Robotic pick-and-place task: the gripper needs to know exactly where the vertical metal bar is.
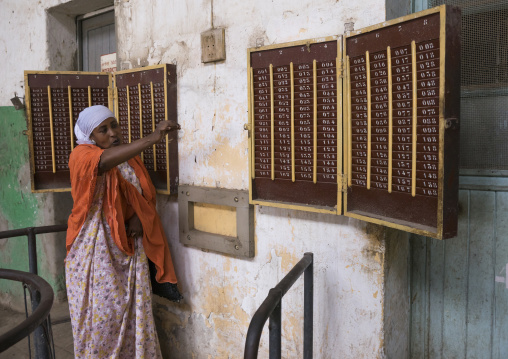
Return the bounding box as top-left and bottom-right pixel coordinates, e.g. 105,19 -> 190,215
32,289 -> 49,359
411,40 -> 417,197
88,85 -> 92,106
138,83 -> 143,162
150,81 -> 157,171
27,228 -> 37,275
366,51 -> 372,190
27,229 -> 51,358
313,60 -> 318,184
269,292 -> 282,359
22,284 -> 32,359
270,64 -> 275,181
127,85 -> 131,143
290,62 -> 295,182
387,46 -> 393,193
68,86 -> 74,151
47,86 -> 56,174
304,252 -> 314,359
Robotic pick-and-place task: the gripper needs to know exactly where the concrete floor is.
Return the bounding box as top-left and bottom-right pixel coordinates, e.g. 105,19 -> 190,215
0,301 -> 74,358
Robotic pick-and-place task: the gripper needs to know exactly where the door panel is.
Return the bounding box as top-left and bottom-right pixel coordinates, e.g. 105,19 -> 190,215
410,189 -> 508,358
81,11 -> 116,72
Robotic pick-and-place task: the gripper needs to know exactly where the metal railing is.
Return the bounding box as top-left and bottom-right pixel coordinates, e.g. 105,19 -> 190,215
0,224 -> 67,358
0,269 -> 55,356
244,252 -> 314,359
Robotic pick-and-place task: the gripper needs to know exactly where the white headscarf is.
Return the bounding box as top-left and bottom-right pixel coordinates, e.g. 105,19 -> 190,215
74,105 -> 116,145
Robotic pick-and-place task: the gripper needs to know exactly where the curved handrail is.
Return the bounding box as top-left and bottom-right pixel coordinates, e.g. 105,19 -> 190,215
0,269 -> 54,353
244,252 -> 313,359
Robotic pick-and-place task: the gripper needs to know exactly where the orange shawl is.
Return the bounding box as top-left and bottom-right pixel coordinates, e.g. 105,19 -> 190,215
66,144 -> 177,284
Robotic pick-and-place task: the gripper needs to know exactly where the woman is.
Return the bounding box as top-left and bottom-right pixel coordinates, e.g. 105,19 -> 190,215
65,105 -> 181,358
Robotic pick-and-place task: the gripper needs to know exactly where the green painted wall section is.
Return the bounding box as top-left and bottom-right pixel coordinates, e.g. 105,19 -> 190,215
0,106 -> 66,299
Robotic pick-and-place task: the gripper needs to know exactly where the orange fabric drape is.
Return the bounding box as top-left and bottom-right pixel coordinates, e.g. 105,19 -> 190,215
66,144 -> 177,284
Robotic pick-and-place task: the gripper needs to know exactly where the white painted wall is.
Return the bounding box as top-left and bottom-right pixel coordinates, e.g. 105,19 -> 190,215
0,0 -> 393,357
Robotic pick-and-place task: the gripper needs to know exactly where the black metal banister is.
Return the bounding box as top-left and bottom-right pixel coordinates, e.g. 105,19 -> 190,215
0,224 -> 67,358
0,269 -> 54,353
244,252 -> 314,359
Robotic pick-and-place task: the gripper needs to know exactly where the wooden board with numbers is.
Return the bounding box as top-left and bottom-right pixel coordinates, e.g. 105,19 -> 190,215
114,65 -> 178,194
247,37 -> 343,214
246,5 -> 460,238
24,71 -> 112,191
24,65 -> 178,194
343,5 -> 460,239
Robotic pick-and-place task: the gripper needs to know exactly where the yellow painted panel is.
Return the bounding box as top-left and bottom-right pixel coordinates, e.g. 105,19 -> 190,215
193,203 -> 237,237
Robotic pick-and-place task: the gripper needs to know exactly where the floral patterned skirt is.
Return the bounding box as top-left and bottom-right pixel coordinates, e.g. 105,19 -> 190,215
65,173 -> 162,358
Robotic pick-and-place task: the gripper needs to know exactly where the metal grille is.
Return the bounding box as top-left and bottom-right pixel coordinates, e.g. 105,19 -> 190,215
430,0 -> 508,174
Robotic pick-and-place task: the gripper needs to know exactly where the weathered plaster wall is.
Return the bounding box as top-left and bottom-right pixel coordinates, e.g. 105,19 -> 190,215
0,0 -> 90,309
0,0 -> 408,357
114,0 -> 389,357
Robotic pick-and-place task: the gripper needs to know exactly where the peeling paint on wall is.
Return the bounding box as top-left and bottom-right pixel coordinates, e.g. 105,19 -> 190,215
0,107 -> 68,309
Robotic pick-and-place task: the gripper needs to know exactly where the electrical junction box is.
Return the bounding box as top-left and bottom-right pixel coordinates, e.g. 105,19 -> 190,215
201,28 -> 226,63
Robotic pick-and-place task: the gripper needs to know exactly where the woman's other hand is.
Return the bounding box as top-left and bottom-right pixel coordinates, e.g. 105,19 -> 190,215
153,121 -> 181,142
126,214 -> 143,238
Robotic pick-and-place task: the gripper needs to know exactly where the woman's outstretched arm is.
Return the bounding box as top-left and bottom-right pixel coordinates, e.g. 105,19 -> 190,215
97,120 -> 179,174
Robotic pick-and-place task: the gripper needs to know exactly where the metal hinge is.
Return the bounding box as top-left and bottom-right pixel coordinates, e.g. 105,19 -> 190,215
340,175 -> 348,193
337,58 -> 345,78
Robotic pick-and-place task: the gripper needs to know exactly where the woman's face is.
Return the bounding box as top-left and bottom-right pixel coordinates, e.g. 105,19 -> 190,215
89,117 -> 123,149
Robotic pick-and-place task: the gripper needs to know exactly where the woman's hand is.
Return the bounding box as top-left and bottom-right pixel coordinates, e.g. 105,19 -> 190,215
126,214 -> 143,238
152,120 -> 181,143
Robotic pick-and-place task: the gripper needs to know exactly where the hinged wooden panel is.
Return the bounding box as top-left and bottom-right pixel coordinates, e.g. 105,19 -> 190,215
113,64 -> 178,194
247,37 -> 343,214
24,71 -> 112,192
343,5 -> 460,239
24,65 -> 178,194
246,5 -> 460,239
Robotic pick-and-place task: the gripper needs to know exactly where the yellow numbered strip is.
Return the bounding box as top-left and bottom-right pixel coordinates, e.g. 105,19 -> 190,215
164,68 -> 170,192
138,83 -> 143,162
411,41 -> 417,197
270,64 -> 275,181
366,51 -> 371,190
126,85 -> 131,143
47,86 -> 56,173
250,68 -> 255,179
151,82 -> 157,171
347,56 -> 352,187
387,47 -> 393,193
290,62 -> 295,182
313,60 -> 318,184
68,86 -> 74,151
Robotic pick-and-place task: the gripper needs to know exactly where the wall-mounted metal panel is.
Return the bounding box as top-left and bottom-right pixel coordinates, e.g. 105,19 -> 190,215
24,71 -> 112,192
114,64 -> 178,194
343,5 -> 461,239
247,37 -> 343,214
246,5 -> 460,239
24,65 -> 178,194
